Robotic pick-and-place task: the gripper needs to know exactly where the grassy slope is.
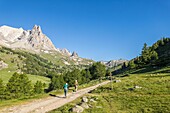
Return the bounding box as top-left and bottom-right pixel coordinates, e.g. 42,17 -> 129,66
0,52 -> 50,85
40,52 -> 65,66
50,67 -> 170,113
40,52 -> 94,66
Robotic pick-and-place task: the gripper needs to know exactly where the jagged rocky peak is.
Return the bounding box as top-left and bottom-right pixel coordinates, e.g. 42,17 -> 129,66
71,51 -> 78,57
60,48 -> 72,56
32,25 -> 42,33
0,25 -> 56,52
0,25 -> 82,60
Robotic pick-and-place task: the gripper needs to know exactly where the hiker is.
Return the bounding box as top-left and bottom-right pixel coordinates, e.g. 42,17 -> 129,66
74,80 -> 78,92
63,83 -> 68,98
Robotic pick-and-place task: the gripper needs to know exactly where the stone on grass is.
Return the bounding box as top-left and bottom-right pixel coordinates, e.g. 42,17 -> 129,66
90,98 -> 97,103
80,102 -> 89,109
115,79 -> 121,83
134,85 -> 142,89
96,106 -> 102,108
72,105 -> 84,113
82,96 -> 88,103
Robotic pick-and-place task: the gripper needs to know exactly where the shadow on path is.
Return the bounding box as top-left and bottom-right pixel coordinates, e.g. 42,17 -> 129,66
49,94 -> 65,98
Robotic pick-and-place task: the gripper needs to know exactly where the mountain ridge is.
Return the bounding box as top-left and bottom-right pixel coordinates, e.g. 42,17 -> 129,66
0,25 -> 94,66
0,25 -> 73,56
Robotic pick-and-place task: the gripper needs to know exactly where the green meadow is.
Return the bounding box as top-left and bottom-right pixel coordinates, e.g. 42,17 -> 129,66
50,67 -> 170,113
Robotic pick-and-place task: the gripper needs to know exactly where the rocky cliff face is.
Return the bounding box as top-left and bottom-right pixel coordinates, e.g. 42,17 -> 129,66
0,25 -> 73,55
0,25 -> 58,52
71,51 -> 78,57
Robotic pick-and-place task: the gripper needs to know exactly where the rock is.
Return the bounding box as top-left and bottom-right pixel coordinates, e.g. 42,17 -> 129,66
72,105 -> 84,113
115,79 -> 121,83
0,61 -> 8,70
96,106 -> 102,108
90,98 -> 96,103
134,85 -> 142,89
80,102 -> 89,109
82,96 -> 88,103
88,104 -> 93,108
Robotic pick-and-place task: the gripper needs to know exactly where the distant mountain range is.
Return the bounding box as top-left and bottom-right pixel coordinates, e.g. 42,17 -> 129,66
100,59 -> 128,67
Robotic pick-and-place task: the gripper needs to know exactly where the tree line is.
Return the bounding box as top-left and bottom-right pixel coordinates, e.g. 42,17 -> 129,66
0,62 -> 106,100
48,62 -> 106,91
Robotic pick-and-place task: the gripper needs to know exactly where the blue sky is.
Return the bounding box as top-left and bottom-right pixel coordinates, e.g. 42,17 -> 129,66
0,0 -> 170,61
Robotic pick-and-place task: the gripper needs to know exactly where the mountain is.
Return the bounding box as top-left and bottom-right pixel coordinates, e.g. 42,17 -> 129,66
0,25 -> 57,52
0,25 -> 93,66
100,59 -> 128,68
0,25 -> 74,55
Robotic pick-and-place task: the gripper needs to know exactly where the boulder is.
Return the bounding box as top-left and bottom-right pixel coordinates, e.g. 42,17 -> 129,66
134,85 -> 142,89
72,105 -> 84,113
0,61 -> 8,70
96,106 -> 102,108
115,79 -> 121,83
82,96 -> 88,103
90,98 -> 97,103
80,102 -> 89,109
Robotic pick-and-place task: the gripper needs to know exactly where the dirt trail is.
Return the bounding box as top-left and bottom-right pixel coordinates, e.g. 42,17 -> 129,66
0,81 -> 110,113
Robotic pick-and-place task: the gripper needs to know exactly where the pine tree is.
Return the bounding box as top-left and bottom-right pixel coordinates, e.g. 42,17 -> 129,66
89,62 -> 106,81
121,62 -> 127,69
128,60 -> 136,69
34,81 -> 44,94
48,75 -> 65,91
141,43 -> 150,63
81,69 -> 92,83
48,76 -> 59,91
6,73 -> 33,98
64,69 -> 82,87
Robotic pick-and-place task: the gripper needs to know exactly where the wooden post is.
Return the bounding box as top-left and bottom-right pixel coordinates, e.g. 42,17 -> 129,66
110,72 -> 113,90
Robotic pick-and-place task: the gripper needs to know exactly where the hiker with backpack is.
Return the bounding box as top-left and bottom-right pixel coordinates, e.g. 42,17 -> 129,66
63,83 -> 68,98
74,80 -> 78,92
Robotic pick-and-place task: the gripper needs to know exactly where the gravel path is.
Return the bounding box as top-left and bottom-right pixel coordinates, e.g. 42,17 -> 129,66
0,81 -> 110,113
